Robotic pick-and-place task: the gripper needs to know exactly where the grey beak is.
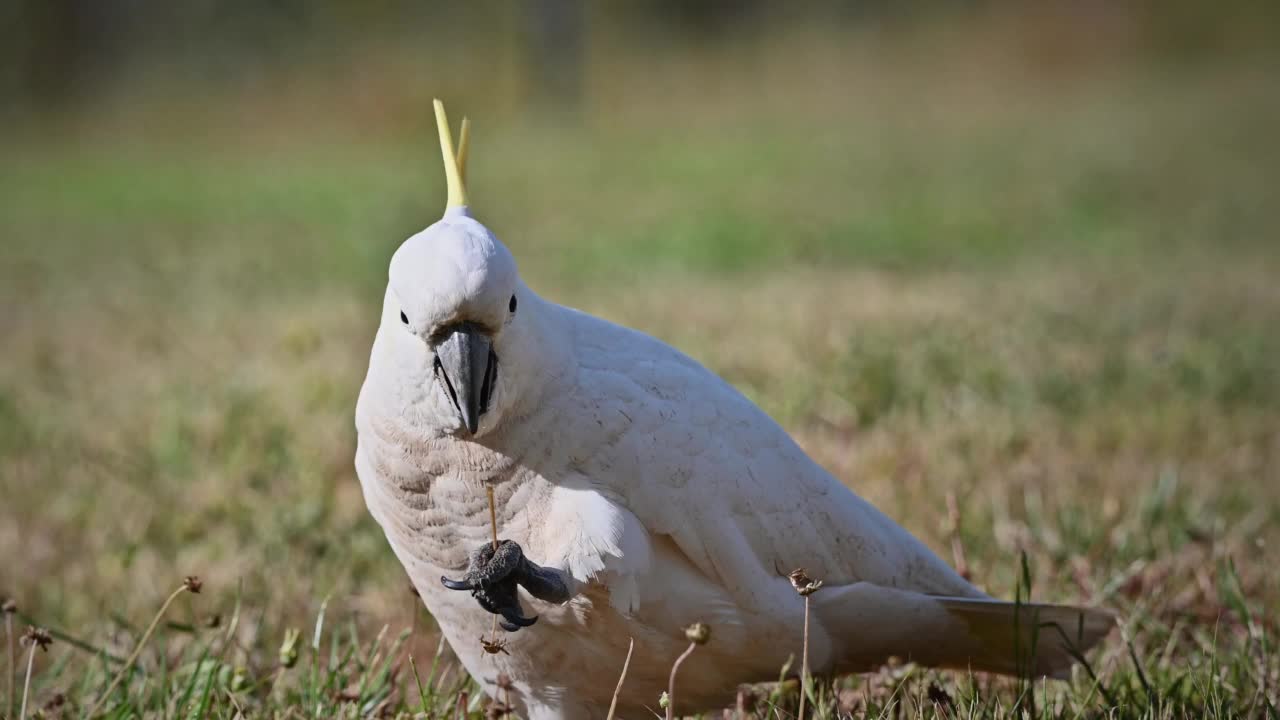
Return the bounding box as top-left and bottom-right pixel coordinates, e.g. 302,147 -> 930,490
434,322 -> 497,435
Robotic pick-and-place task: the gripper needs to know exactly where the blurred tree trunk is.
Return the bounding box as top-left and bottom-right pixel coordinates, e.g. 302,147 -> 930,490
16,0 -> 121,111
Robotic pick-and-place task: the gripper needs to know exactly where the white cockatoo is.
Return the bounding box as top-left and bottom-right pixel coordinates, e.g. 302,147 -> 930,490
355,102 -> 1114,719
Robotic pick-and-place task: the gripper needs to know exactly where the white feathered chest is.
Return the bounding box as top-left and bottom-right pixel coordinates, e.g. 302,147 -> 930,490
355,410 -> 564,581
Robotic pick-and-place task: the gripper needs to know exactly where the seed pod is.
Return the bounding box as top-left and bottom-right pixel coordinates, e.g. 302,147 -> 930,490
788,568 -> 824,596
684,622 -> 711,645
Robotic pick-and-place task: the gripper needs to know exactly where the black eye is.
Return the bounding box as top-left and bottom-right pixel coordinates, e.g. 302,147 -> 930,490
508,295 -> 518,313
400,311 -> 409,325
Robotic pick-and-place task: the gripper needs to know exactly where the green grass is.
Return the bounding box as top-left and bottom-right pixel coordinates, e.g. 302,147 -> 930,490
2,17 -> 1279,718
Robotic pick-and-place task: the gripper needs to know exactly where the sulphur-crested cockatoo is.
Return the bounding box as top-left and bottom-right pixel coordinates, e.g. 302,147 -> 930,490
355,101 -> 1113,719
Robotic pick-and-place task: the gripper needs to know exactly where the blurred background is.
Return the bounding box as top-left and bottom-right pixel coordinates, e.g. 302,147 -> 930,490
1,0 -> 1278,709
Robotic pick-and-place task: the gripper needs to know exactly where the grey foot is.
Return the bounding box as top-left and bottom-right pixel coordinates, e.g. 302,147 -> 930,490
440,540 -> 572,632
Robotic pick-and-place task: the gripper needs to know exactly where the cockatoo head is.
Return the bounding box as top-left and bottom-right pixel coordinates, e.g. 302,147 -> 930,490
377,101 -> 529,438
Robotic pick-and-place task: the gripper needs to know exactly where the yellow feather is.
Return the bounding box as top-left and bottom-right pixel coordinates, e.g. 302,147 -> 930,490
456,116 -> 470,187
433,99 -> 468,209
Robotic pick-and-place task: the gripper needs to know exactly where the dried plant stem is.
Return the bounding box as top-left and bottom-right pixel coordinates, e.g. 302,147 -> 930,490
487,485 -> 502,645
223,687 -> 247,716
403,585 -> 421,674
6,611 -> 14,720
486,485 -> 499,551
18,638 -> 35,720
86,582 -> 193,718
946,492 -> 970,580
798,594 -> 811,720
787,569 -> 823,720
666,641 -> 698,720
605,637 -> 635,720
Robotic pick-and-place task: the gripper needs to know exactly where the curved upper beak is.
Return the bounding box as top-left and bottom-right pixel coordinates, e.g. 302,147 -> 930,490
433,322 -> 497,435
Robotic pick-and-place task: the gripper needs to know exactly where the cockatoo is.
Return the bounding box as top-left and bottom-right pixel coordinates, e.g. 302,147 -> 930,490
355,101 -> 1114,719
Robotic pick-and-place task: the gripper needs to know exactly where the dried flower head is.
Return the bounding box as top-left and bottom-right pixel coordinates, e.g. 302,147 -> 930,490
684,622 -> 711,645
279,628 -> 301,669
788,568 -> 824,596
836,687 -> 862,714
736,687 -> 758,715
927,682 -> 955,710
183,576 -> 203,594
21,626 -> 52,651
481,636 -> 510,655
496,672 -> 514,690
230,665 -> 250,692
486,701 -> 514,719
2,597 -> 15,613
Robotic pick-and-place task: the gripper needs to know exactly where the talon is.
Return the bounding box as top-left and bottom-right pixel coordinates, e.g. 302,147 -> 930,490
513,562 -> 573,605
499,604 -> 539,629
448,539 -> 569,625
441,575 -> 473,591
499,610 -> 538,632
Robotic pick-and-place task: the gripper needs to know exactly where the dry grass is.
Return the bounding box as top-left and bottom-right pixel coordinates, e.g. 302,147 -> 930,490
2,8 -> 1279,717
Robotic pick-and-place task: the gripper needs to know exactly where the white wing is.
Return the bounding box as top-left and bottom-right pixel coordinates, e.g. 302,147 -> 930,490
549,307 -> 1111,677
558,306 -> 981,604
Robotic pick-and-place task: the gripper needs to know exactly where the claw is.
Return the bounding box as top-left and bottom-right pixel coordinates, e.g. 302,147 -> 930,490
499,604 -> 538,628
499,608 -> 539,632
443,539 -> 565,632
440,575 -> 473,591
513,562 -> 574,605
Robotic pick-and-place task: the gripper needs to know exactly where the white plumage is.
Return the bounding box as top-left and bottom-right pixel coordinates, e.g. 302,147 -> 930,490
354,103 -> 1113,719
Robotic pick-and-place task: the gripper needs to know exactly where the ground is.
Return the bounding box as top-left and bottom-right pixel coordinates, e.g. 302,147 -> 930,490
1,17 -> 1278,719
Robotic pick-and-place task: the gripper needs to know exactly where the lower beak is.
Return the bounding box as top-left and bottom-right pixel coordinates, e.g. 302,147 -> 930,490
434,322 -> 497,435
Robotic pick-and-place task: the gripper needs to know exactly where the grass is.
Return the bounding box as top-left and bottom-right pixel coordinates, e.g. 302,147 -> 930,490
2,11 -> 1279,718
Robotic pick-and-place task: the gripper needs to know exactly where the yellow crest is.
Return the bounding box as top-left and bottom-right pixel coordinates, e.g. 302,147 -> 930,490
433,99 -> 470,210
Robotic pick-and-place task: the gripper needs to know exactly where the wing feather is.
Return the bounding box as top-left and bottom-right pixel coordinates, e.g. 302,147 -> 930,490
561,309 -> 982,615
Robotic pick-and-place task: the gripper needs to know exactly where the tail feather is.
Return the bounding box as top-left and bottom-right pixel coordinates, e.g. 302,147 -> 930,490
934,596 -> 1116,678
816,584 -> 1115,679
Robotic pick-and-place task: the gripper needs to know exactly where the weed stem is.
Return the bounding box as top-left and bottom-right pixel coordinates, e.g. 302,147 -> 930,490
486,485 -> 499,551
485,485 -> 501,651
667,641 -> 697,720
799,594 -> 811,720
788,568 -> 823,720
85,580 -> 197,717
605,637 -> 635,720
946,492 -> 970,580
18,637 -> 35,720
6,608 -> 14,720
